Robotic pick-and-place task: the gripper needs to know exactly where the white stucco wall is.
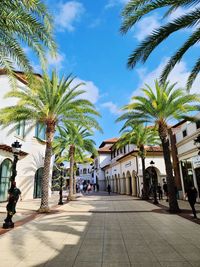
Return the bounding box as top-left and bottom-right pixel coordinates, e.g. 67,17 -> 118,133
0,75 -> 53,201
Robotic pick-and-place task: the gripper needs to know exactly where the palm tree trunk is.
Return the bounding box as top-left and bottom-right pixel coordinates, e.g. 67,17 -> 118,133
141,155 -> 149,200
73,170 -> 76,194
68,144 -> 75,200
159,123 -> 180,213
39,123 -> 55,213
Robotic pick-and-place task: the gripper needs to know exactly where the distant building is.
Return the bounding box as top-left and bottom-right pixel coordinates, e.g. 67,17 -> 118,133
93,137 -> 166,195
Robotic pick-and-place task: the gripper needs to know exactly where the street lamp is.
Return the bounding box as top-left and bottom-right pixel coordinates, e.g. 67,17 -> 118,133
58,162 -> 64,205
11,140 -> 22,182
150,160 -> 159,205
3,140 -> 22,229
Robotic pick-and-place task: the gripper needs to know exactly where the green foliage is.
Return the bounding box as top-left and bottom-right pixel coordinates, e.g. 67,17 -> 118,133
121,0 -> 200,89
0,0 -> 56,76
116,124 -> 160,158
117,80 -> 200,128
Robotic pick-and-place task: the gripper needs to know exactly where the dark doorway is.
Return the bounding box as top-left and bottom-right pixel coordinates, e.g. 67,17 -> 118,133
33,167 -> 43,198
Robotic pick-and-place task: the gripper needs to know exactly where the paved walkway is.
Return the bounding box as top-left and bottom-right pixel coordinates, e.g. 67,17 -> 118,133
1,193 -> 200,267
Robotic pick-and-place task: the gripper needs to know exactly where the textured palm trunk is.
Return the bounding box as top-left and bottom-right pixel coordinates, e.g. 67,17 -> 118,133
73,169 -> 76,194
39,123 -> 55,213
68,145 -> 75,200
158,123 -> 180,213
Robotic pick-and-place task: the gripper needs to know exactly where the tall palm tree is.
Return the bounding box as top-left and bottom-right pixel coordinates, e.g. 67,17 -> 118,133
121,0 -> 200,89
53,123 -> 98,200
0,0 -> 56,75
116,124 -> 160,199
117,80 -> 199,212
0,71 -> 100,212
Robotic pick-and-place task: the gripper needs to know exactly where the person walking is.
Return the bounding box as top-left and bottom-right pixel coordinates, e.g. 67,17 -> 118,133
107,184 -> 111,195
157,183 -> 163,200
163,179 -> 168,202
185,183 -> 198,219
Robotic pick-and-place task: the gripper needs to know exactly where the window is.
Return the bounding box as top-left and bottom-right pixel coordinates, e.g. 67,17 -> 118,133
124,146 -> 126,154
83,168 -> 87,174
196,121 -> 200,129
16,120 -> 25,138
182,129 -> 187,138
35,123 -> 46,140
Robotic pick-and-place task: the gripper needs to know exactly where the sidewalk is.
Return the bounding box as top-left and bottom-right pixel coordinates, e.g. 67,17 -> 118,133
0,192 -> 63,232
1,193 -> 200,234
1,192 -> 200,266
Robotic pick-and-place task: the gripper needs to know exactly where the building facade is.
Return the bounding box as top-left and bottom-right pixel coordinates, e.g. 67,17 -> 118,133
0,71 -> 53,202
174,114 -> 200,200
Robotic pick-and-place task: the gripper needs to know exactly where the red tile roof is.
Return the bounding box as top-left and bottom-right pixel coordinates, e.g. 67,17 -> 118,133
0,144 -> 28,156
98,145 -> 112,153
99,138 -> 119,148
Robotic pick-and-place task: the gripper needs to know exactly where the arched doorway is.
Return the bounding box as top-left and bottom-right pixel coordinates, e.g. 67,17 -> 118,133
126,171 -> 132,195
118,174 -> 121,194
115,174 -> 118,193
33,167 -> 43,198
0,159 -> 12,202
145,167 -> 158,197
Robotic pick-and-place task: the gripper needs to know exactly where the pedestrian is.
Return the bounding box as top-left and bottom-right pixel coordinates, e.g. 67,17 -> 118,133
80,184 -> 83,193
157,183 -> 163,200
107,184 -> 111,195
163,179 -> 168,202
96,183 -> 99,192
3,181 -> 22,228
185,182 -> 198,219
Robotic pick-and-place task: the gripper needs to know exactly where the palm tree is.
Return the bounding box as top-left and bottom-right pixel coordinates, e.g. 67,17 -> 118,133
116,124 -> 160,199
54,123 -> 98,200
117,80 -> 199,212
0,1 -> 56,75
0,71 -> 100,212
121,0 -> 200,89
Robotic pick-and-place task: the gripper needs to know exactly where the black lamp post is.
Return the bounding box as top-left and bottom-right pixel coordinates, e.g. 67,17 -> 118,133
58,162 -> 64,205
3,140 -> 22,229
11,140 -> 22,182
150,160 -> 159,205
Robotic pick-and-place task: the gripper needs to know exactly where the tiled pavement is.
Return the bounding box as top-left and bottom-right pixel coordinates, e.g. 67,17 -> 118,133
1,193 -> 200,267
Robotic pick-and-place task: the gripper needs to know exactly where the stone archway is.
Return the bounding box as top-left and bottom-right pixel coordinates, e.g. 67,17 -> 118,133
114,174 -> 118,193
118,174 -> 121,194
126,171 -> 132,195
132,170 -> 137,196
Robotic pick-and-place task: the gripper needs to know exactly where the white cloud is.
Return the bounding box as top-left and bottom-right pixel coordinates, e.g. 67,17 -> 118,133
46,52 -> 65,70
101,101 -> 122,115
105,0 -> 128,9
71,78 -> 100,104
132,58 -> 200,98
55,1 -> 85,32
134,15 -> 161,41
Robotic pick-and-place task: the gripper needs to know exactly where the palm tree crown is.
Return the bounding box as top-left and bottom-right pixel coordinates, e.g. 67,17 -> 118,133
0,0 -> 56,74
121,0 -> 200,89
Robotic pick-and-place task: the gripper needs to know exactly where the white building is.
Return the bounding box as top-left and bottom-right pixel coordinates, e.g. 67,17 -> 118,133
0,70 -> 53,202
174,113 -> 200,200
76,162 -> 94,184
94,138 -> 167,195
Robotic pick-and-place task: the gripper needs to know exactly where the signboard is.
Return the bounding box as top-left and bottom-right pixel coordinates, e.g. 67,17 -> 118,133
125,161 -> 131,168
192,156 -> 200,169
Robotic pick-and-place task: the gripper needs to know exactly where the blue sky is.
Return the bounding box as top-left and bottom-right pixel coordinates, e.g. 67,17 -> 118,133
27,0 -> 200,147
